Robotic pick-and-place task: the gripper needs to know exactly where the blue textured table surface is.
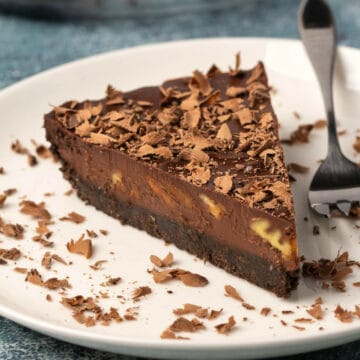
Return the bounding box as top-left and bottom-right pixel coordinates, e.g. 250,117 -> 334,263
0,0 -> 359,359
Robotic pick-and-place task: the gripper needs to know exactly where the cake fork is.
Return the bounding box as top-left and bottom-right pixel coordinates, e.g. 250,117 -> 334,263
298,0 -> 360,217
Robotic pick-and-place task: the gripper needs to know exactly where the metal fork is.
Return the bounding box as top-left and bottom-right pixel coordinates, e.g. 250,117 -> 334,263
298,0 -> 360,217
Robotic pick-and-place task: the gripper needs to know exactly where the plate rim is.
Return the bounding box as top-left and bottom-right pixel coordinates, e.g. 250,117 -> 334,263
0,36 -> 359,358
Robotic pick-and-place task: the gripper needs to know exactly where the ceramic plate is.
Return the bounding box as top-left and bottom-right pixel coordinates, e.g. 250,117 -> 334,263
0,38 -> 359,359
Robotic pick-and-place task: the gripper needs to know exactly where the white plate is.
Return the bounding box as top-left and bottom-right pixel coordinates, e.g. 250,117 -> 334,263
0,38 -> 359,359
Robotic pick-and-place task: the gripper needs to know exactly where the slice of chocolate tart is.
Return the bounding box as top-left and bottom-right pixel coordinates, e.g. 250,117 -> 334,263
44,57 -> 299,297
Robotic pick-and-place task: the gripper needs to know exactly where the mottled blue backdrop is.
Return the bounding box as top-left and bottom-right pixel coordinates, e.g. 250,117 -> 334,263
0,0 -> 359,359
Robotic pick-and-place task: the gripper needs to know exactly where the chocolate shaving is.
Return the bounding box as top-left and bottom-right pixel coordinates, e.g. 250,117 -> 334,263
216,123 -> 232,141
160,330 -> 189,340
294,318 -> 313,323
60,211 -> 86,224
306,304 -> 323,320
229,52 -> 241,76
89,260 -> 107,270
150,252 -> 174,268
242,302 -> 255,310
173,304 -> 208,318
302,251 -> 356,292
19,200 -> 51,220
132,286 -> 152,300
151,268 -> 208,287
36,220 -> 53,237
214,316 -> 236,334
101,277 -> 121,286
169,317 -> 205,333
41,252 -> 67,270
334,305 -> 353,323
0,217 -> 24,239
61,295 -> 122,327
0,248 -> 21,261
224,284 -> 244,302
208,308 -> 223,320
0,194 -> 7,208
292,325 -> 305,331
32,235 -> 53,247
213,174 -> 233,194
43,278 -> 70,290
192,70 -> 212,96
66,234 -> 92,259
25,269 -> 43,286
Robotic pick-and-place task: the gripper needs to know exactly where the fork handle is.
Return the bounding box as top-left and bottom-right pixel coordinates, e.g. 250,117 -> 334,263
298,0 -> 342,157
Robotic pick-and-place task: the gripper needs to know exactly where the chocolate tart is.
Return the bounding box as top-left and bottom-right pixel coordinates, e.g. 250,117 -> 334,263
44,58 -> 299,297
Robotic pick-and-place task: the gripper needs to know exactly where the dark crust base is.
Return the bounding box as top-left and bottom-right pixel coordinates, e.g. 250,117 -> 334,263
54,148 -> 299,297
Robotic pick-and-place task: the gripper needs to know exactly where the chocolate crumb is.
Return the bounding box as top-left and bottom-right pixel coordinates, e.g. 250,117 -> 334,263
260,307 -> 271,316
46,294 -> 52,302
35,145 -> 53,159
313,225 -> 320,235
27,154 -> 38,167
